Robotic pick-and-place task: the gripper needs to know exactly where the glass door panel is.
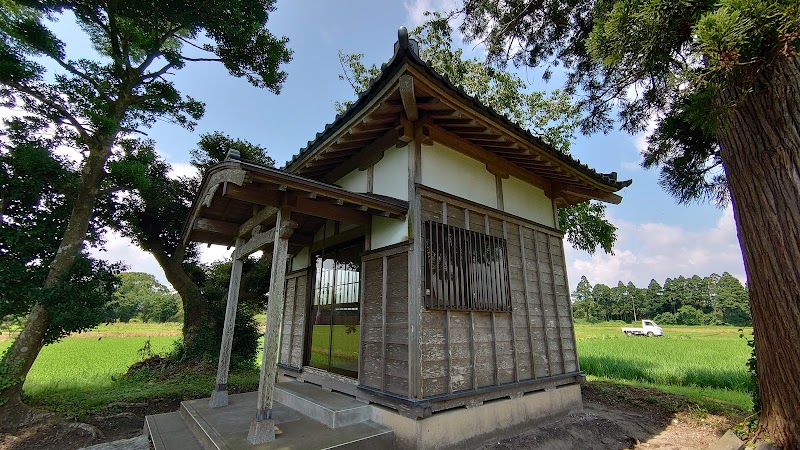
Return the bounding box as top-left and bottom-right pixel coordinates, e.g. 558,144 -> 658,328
309,242 -> 361,378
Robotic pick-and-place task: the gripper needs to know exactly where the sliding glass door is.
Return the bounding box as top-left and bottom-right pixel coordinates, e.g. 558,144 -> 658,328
308,242 -> 361,378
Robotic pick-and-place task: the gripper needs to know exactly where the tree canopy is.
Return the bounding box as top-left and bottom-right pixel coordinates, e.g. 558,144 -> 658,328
0,0 -> 291,411
572,272 -> 751,326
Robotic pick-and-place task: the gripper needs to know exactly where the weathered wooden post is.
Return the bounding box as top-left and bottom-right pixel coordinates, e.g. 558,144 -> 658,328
209,238 -> 245,408
247,208 -> 296,444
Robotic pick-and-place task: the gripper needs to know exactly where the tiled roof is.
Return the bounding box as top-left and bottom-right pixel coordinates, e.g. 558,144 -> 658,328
284,27 -> 631,192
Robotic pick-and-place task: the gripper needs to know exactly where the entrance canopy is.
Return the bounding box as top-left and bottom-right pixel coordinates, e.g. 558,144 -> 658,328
182,153 -> 408,251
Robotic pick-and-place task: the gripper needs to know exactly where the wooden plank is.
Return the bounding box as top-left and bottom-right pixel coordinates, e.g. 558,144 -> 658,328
194,218 -> 240,238
503,221 -> 520,382
381,255 -> 388,391
545,235 -> 566,375
531,228 -> 552,376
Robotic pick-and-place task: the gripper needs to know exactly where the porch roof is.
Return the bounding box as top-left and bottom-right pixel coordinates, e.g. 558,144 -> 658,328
182,157 -> 408,248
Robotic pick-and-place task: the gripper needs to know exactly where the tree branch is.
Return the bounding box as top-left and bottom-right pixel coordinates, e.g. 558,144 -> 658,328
2,80 -> 91,141
135,24 -> 186,78
141,63 -> 175,82
180,56 -> 223,62
176,36 -> 215,53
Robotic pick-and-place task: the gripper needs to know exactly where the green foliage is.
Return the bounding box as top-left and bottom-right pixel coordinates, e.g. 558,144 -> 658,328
558,201 -> 616,254
0,0 -> 292,402
191,132 -> 276,173
0,120 -> 122,344
110,272 -> 180,323
676,305 -> 704,326
167,259 -> 269,368
654,312 -> 677,325
740,329 -> 759,413
336,14 -> 617,254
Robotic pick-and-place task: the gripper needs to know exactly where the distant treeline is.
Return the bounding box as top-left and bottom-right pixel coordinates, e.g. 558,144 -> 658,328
571,273 -> 750,326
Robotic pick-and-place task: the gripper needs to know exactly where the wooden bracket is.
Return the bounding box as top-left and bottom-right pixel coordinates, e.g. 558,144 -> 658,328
399,74 -> 418,121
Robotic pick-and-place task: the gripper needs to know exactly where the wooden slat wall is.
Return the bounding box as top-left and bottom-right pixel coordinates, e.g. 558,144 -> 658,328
360,244 -> 411,397
418,188 -> 579,397
279,270 -> 308,369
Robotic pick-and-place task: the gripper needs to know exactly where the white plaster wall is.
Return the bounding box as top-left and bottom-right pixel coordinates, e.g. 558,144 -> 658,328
372,144 -> 409,200
502,176 -> 555,227
335,168 -> 368,193
421,142 -> 497,209
291,247 -> 310,271
371,216 -> 409,249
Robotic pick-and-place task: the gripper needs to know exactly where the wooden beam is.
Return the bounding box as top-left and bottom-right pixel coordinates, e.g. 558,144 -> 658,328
293,196 -> 371,225
234,228 -> 275,260
223,184 -> 282,206
426,122 -> 551,193
194,218 -> 240,237
322,128 -> 402,183
551,182 -> 623,205
239,206 -> 279,238
399,74 -> 418,121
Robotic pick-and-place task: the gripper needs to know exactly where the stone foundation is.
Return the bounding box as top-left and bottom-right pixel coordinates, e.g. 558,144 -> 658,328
370,383 -> 583,450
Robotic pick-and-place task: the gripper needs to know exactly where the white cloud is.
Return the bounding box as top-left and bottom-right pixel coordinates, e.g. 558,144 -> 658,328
168,162 -> 198,180
404,0 -> 457,27
566,206 -> 746,289
91,231 -> 169,286
620,161 -> 642,171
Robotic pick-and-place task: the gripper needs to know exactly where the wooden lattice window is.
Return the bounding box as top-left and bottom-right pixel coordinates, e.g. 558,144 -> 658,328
423,220 -> 511,311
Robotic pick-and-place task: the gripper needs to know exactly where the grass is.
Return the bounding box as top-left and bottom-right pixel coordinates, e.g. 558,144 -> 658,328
0,321 -> 754,419
574,322 -> 754,412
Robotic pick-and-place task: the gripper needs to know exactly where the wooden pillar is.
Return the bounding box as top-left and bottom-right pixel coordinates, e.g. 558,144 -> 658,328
209,237 -> 245,408
248,208 -> 295,444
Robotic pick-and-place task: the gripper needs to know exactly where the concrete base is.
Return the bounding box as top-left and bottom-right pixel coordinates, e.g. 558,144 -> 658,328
370,383 -> 583,450
209,388 -> 229,408
274,381 -> 371,429
247,418 -> 276,444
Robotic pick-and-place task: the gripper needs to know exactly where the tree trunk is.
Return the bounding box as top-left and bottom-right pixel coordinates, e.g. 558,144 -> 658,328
148,241 -> 210,351
0,142 -> 113,408
716,56 -> 800,449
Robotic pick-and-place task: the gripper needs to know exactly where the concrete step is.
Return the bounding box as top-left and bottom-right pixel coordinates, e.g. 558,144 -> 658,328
145,411 -> 203,450
274,381 -> 371,429
179,391 -> 393,450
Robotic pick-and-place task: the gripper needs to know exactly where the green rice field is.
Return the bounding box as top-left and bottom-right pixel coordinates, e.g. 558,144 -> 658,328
574,322 -> 754,411
0,321 -> 754,415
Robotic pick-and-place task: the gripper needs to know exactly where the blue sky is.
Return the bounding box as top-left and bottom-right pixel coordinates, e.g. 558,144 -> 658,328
29,0 -> 746,290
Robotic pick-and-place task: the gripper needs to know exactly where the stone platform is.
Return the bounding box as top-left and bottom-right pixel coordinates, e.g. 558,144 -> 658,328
145,383 -> 393,450
145,380 -> 582,450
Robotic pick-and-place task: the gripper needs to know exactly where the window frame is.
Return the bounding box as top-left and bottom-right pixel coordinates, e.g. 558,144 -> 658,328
422,220 -> 512,312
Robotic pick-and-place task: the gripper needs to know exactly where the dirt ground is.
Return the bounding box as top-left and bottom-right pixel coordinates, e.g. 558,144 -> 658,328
0,382 -> 741,450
